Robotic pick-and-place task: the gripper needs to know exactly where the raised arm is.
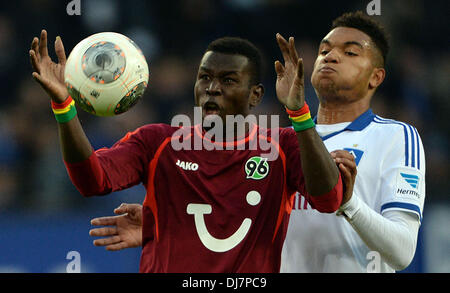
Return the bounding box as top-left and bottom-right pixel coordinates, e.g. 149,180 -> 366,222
30,29 -> 92,163
275,34 -> 341,200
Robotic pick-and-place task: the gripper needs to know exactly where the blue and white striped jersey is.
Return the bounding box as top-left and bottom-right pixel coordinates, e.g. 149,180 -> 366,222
281,109 -> 425,273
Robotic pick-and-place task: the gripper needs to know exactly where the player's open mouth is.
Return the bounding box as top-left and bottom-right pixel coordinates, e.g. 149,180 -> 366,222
203,101 -> 220,116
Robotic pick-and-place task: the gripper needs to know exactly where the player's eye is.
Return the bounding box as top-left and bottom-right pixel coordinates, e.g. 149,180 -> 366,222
223,77 -> 236,84
345,52 -> 358,56
320,50 -> 329,55
199,74 -> 210,81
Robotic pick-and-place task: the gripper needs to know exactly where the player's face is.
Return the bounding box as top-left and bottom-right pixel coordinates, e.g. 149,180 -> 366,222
311,27 -> 380,102
194,51 -> 255,122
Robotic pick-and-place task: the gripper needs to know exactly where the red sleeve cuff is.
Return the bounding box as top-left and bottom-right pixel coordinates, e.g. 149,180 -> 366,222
64,151 -> 111,197
306,172 -> 343,213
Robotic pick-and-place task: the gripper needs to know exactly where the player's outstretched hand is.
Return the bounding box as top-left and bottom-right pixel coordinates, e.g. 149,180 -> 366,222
274,33 -> 305,111
89,203 -> 143,251
29,29 -> 68,103
331,150 -> 357,205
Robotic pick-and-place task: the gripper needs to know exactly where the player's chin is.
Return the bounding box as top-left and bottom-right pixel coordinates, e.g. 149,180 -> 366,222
315,78 -> 339,95
316,74 -> 337,83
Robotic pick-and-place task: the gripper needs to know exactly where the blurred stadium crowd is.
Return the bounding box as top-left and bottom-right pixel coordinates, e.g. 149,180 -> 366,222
0,0 -> 448,216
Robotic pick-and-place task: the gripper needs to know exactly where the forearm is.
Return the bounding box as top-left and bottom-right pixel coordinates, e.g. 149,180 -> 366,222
64,151 -> 112,196
64,124 -> 152,197
57,113 -> 111,196
338,195 -> 419,270
57,115 -> 93,163
296,128 -> 340,196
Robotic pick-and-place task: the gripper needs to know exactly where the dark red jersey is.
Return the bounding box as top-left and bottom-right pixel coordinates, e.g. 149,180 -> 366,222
65,123 -> 342,272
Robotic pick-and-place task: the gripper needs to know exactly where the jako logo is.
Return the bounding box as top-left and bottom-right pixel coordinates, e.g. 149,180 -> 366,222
176,160 -> 199,171
400,173 -> 419,189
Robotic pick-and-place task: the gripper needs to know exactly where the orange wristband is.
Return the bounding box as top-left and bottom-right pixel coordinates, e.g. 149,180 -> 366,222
51,96 -> 73,110
285,103 -> 310,117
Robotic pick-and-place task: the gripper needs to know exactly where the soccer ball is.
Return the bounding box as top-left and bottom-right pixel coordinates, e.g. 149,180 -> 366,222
64,32 -> 149,116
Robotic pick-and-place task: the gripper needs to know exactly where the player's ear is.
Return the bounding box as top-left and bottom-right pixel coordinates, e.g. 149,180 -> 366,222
368,67 -> 385,90
249,84 -> 264,109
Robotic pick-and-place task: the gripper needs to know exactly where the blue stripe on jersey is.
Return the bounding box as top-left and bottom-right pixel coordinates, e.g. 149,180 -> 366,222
373,117 -> 419,169
408,124 -> 415,168
313,109 -> 375,141
413,127 -> 421,169
373,117 -> 409,167
381,202 -> 422,221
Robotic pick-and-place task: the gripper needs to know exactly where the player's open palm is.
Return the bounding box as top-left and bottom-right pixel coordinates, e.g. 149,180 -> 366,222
29,29 -> 68,103
275,33 -> 305,111
89,203 -> 143,251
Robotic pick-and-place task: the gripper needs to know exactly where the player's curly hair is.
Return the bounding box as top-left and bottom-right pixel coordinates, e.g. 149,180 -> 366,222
206,37 -> 263,86
332,11 -> 390,68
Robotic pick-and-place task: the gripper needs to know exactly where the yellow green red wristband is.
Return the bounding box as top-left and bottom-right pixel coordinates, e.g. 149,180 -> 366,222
286,102 -> 315,131
54,104 -> 77,123
289,111 -> 312,123
290,117 -> 315,132
53,100 -> 75,114
51,96 -> 77,123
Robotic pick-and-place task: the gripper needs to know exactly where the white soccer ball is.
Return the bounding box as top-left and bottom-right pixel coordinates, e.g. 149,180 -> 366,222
64,32 -> 149,116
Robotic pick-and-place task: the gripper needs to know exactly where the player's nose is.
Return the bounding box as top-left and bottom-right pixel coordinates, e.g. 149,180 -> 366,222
324,49 -> 339,63
205,80 -> 222,96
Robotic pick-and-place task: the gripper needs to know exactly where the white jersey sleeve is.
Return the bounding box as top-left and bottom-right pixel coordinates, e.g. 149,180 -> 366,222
375,117 -> 426,223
